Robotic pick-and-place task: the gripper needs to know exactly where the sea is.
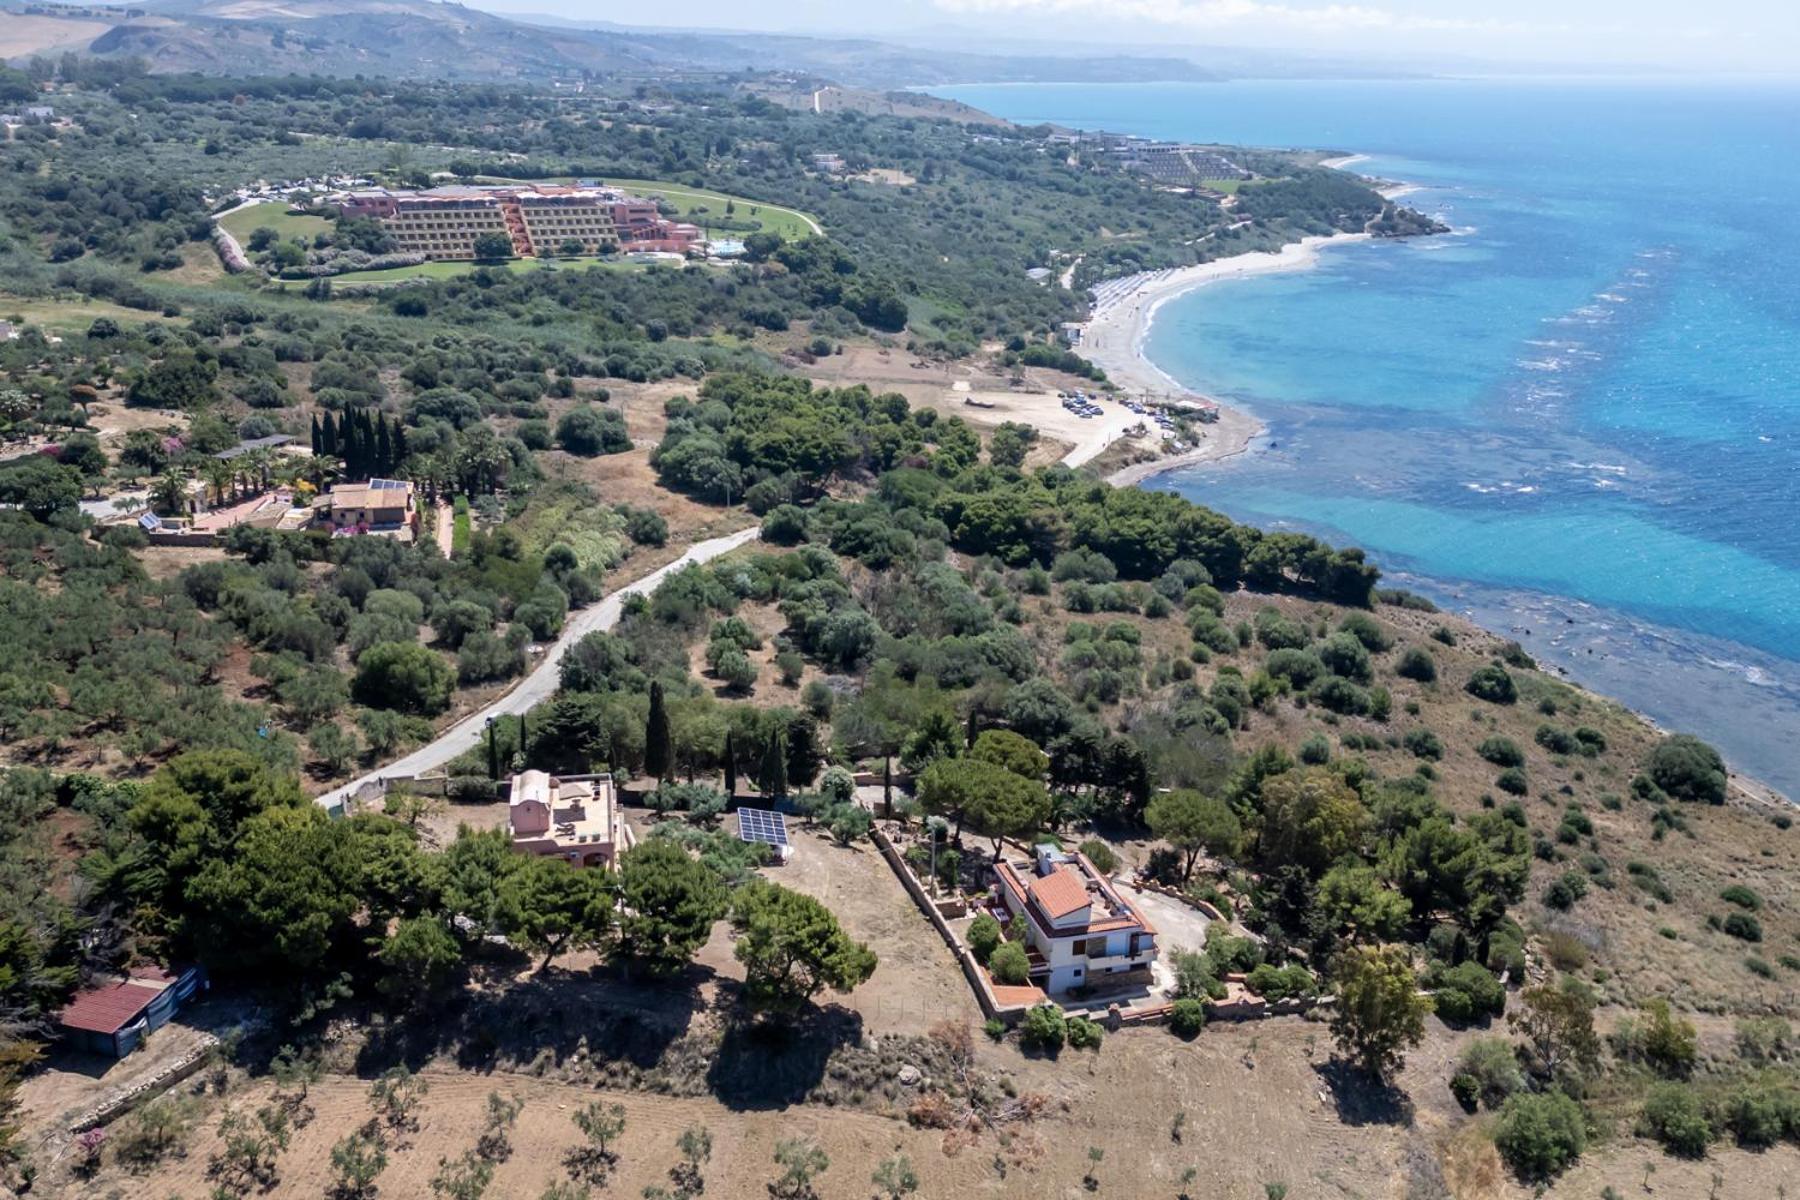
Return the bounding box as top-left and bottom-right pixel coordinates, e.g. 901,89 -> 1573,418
931,78 -> 1800,797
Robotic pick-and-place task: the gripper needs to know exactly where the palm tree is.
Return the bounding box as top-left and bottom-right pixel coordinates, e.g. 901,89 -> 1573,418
150,468 -> 191,517
302,454 -> 344,491
201,459 -> 236,509
245,446 -> 277,496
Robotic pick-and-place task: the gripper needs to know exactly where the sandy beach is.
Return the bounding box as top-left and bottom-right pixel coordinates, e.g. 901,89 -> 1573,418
1070,233 -> 1374,485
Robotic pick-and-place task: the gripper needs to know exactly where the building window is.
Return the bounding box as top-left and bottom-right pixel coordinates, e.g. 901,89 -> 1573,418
1071,939 -> 1086,956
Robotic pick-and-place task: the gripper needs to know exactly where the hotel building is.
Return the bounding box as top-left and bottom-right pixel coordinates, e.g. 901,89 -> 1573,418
332,184 -> 701,261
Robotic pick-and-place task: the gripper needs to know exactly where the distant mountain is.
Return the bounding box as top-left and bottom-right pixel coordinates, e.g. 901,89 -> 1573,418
22,0 -> 1225,85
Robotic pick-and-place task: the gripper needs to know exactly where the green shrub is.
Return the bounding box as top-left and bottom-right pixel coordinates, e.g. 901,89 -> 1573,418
1628,861 -> 1674,902
1543,871 -> 1589,911
1613,999 -> 1697,1077
1298,733 -> 1331,765
1638,1083 -> 1712,1157
1466,663 -> 1518,705
966,914 -> 1002,964
1573,726 -> 1607,754
1253,608 -> 1309,650
1078,839 -> 1119,875
1493,1090 -> 1588,1180
1723,1085 -> 1796,1148
1722,912 -> 1763,942
1020,1003 -> 1066,1052
1534,725 -> 1579,755
1169,998 -> 1205,1039
1496,767 -> 1529,796
989,941 -> 1029,985
1308,675 -> 1368,715
1643,734 -> 1727,804
1427,961 -> 1505,1024
1486,928 -> 1527,978
1733,1016 -> 1794,1064
983,1017 -> 1006,1041
1395,646 -> 1437,682
1477,736 -> 1526,768
1402,728 -> 1443,761
1243,963 -> 1316,1003
1337,612 -> 1392,652
1448,1071 -> 1481,1110
1067,1016 -> 1104,1051
1719,884 -> 1762,911
1746,956 -> 1776,979
1318,632 -> 1373,683
1265,648 -> 1325,688
1452,1038 -> 1525,1111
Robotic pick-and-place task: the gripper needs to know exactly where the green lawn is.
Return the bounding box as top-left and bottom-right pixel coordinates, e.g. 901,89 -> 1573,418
603,178 -> 821,239
1200,179 -> 1245,194
218,201 -> 332,244
325,256 -> 663,286
480,176 -> 821,240
0,295 -> 176,332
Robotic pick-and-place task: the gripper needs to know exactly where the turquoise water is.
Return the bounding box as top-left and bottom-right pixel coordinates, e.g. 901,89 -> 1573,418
934,80 -> 1800,794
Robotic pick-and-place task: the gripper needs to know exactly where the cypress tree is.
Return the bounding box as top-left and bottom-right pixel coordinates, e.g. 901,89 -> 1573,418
320,410 -> 338,457
785,713 -> 820,789
392,419 -> 408,470
309,412 -> 321,456
644,681 -> 671,781
722,729 -> 737,797
339,411 -> 360,479
758,730 -> 787,803
882,756 -> 893,820
376,416 -> 392,477
966,708 -> 980,749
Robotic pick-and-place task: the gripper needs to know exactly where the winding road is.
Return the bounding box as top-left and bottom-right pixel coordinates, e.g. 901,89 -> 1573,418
315,524 -> 761,812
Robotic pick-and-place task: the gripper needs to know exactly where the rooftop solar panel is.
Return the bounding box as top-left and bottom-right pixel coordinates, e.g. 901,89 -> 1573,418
737,807 -> 789,848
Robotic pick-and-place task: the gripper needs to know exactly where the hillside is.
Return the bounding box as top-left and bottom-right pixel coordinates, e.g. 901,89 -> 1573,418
15,0 -> 1225,85
0,63 -> 1793,1200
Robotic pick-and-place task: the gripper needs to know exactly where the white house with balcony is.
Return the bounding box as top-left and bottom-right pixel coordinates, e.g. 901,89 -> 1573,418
991,845 -> 1158,994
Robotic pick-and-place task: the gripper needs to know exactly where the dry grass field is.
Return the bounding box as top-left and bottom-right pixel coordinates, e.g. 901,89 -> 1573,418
0,13 -> 110,58
31,804 -> 1800,1199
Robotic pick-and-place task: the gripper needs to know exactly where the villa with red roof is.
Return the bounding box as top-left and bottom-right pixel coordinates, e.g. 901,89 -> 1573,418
991,845 -> 1158,994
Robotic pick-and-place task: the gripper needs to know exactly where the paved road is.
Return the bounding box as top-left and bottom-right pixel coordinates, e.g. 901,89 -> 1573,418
316,524 -> 761,811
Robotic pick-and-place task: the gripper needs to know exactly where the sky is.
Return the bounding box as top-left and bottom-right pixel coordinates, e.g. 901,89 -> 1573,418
473,0 -> 1800,74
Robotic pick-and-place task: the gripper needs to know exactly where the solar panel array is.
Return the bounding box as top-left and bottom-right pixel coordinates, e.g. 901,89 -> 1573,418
737,808 -> 790,848
368,478 -> 408,490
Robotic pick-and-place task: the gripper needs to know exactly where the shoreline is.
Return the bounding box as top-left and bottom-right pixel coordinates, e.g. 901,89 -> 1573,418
1076,232 -> 1375,487
1067,175 -> 1794,805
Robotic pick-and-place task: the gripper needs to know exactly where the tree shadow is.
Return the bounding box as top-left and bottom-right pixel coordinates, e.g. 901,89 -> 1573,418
705,996 -> 865,1111
1312,1058 -> 1414,1127
355,960 -> 703,1078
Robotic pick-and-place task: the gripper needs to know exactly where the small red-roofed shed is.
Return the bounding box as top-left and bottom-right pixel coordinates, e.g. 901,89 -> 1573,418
58,965 -> 207,1059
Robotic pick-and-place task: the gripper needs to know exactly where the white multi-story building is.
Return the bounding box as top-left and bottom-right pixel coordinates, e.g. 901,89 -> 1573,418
991,845 -> 1158,994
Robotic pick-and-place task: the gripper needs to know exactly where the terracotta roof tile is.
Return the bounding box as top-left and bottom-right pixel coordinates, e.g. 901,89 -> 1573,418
1028,866 -> 1091,919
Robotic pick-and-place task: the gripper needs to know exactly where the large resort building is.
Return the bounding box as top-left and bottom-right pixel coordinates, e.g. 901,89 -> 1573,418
332,183 -> 702,261
991,845 -> 1159,995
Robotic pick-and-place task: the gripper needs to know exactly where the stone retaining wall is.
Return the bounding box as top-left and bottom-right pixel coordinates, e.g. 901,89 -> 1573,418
869,826 -> 1029,1026
68,1035 -> 218,1133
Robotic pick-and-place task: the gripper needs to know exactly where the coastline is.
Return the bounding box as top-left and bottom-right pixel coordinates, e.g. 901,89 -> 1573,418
1069,185 -> 1795,806
1078,232 -> 1374,487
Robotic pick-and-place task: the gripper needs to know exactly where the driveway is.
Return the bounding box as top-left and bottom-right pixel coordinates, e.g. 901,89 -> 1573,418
1127,885 -> 1220,999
